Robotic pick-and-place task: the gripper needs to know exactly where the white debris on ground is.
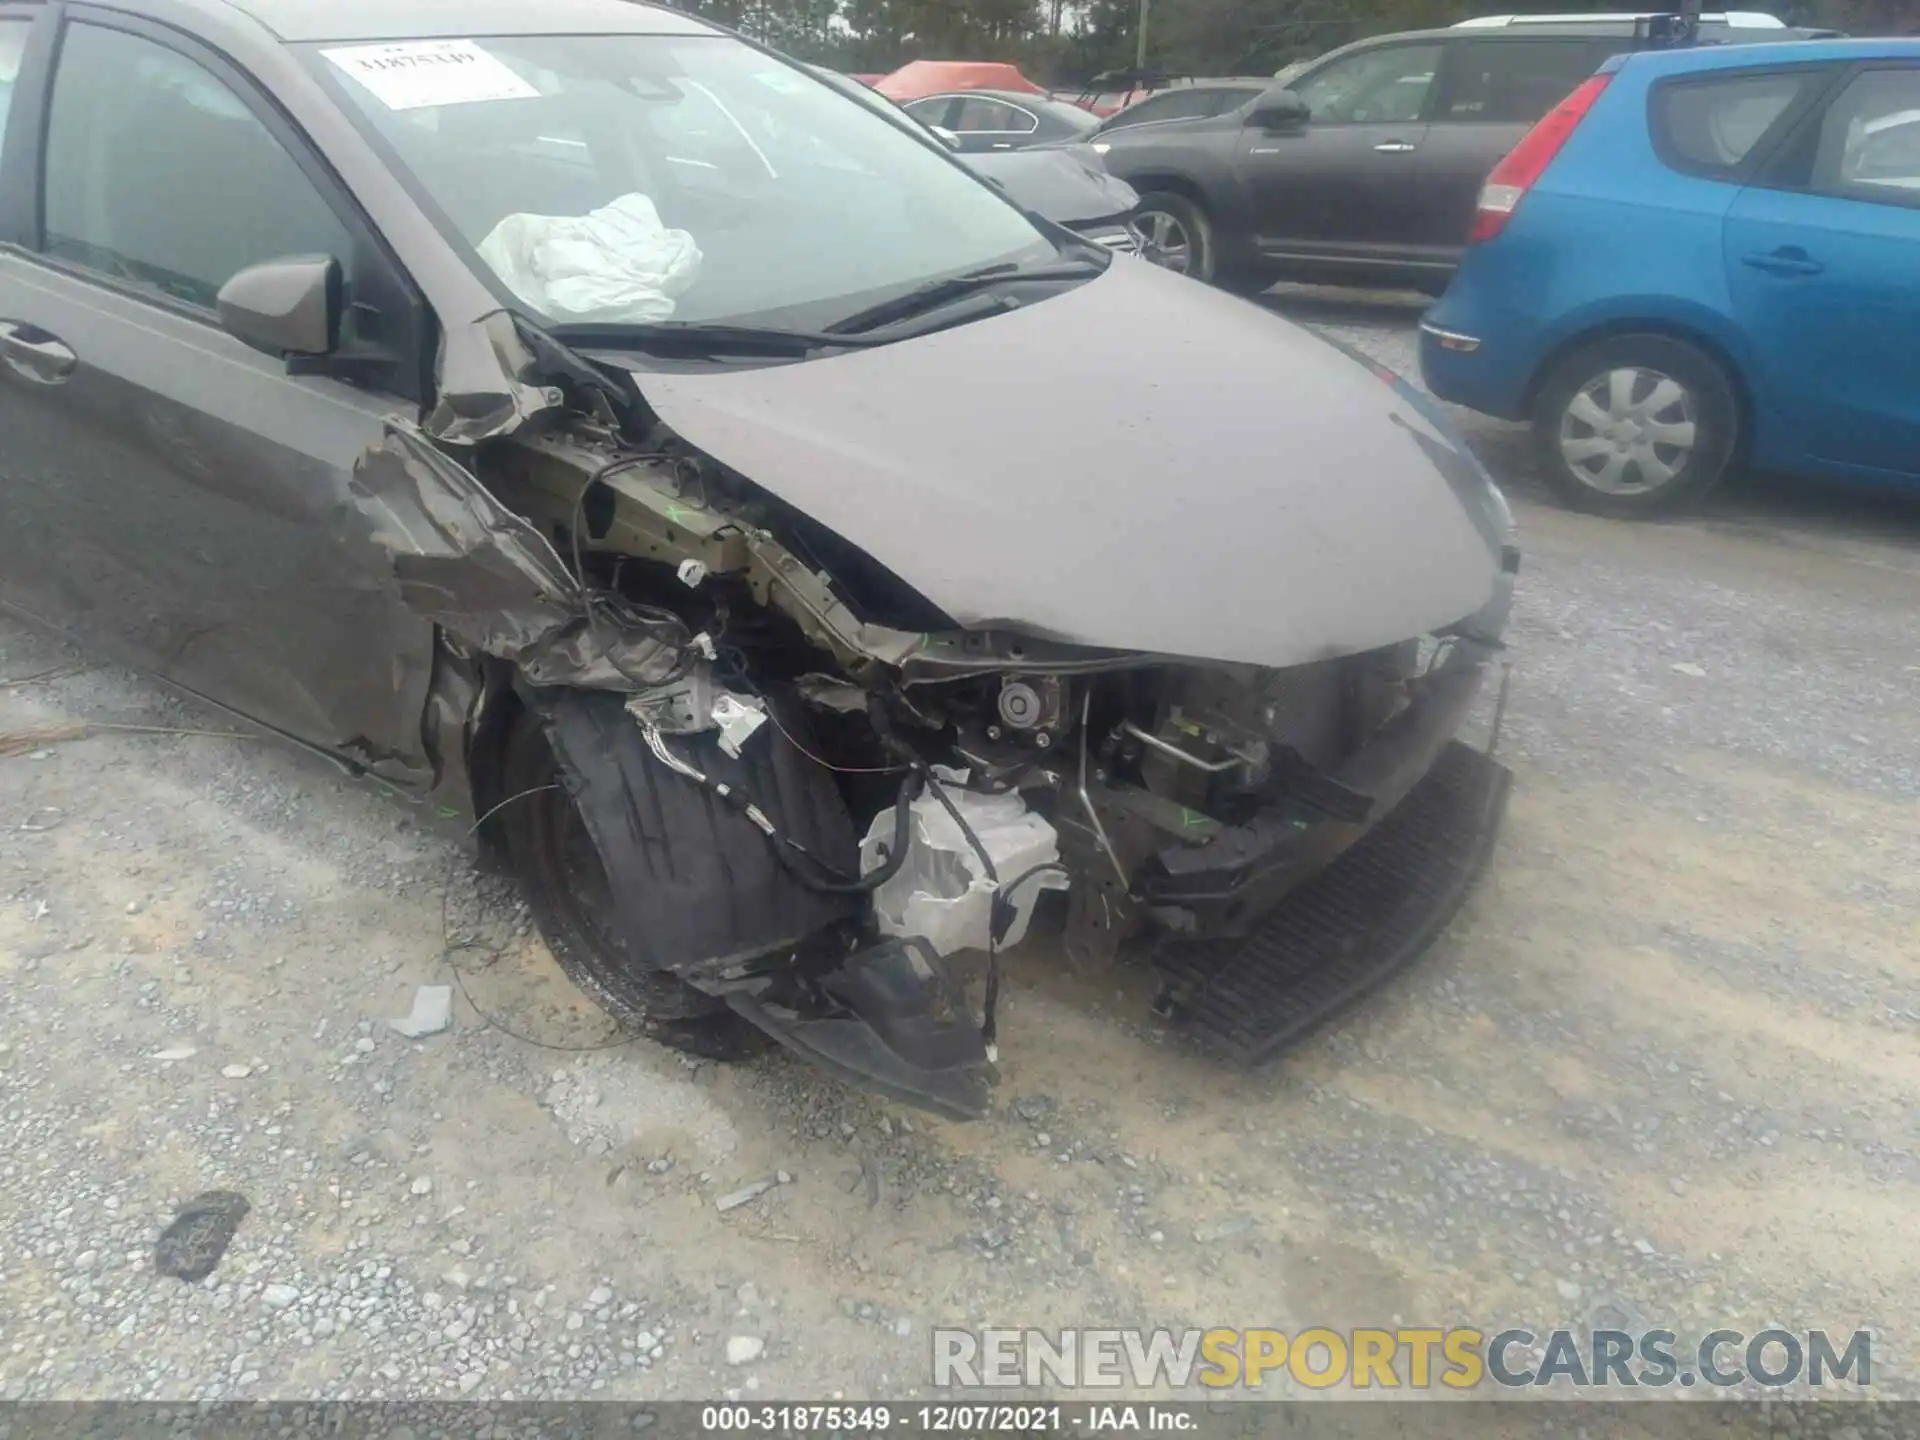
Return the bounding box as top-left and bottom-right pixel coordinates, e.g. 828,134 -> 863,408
389,983 -> 454,1039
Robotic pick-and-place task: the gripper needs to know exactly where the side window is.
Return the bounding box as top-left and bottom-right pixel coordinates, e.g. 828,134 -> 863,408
1291,44 -> 1441,126
1813,67 -> 1920,203
1105,89 -> 1217,131
953,97 -> 1036,135
0,19 -> 28,158
1435,39 -> 1604,125
1209,89 -> 1264,117
1652,70 -> 1815,178
41,23 -> 355,311
901,96 -> 955,128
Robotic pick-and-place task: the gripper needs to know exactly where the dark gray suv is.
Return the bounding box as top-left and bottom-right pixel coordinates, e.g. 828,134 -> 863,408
1096,13 -> 1837,292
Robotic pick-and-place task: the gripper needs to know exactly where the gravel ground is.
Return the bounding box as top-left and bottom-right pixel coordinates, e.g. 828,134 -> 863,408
2,286 -> 1917,1412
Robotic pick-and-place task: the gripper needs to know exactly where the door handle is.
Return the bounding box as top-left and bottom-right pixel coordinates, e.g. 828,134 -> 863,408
0,321 -> 78,384
1373,140 -> 1418,153
1741,248 -> 1824,277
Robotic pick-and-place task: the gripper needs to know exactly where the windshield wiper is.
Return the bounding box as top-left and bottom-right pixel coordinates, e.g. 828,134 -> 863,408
826,258 -> 1108,336
547,320 -> 892,358
548,259 -> 1107,358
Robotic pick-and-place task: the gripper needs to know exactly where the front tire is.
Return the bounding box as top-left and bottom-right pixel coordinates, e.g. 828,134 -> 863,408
1131,192 -> 1217,281
1531,333 -> 1741,518
496,707 -> 763,1061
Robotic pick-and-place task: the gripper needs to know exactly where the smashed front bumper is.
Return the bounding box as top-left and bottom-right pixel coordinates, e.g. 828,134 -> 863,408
1137,636 -> 1500,940
1152,737 -> 1510,1063
1133,634 -> 1513,1064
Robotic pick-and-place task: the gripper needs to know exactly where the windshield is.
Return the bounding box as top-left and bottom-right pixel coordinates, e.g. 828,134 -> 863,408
308,33 -> 1057,330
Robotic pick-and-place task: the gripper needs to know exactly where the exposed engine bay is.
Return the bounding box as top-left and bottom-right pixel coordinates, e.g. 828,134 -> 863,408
359,310 -> 1516,1121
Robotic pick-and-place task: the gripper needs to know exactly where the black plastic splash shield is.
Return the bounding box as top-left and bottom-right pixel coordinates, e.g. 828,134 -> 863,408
541,688 -> 861,983
1150,740 -> 1511,1065
727,936 -> 994,1121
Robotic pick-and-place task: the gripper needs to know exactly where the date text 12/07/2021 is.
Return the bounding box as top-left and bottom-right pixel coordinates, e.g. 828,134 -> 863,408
698,1404 -> 1191,1432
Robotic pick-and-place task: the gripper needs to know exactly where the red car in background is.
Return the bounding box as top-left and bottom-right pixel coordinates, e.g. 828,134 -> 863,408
872,60 -> 1047,102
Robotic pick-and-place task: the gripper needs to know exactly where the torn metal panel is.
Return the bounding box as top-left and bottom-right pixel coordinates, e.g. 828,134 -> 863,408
469,417 -> 1165,686
422,309 -> 567,446
425,310 -> 655,446
347,421 -> 686,689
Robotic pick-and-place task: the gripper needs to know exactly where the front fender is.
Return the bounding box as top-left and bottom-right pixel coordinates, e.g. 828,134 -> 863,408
1103,136 -> 1254,249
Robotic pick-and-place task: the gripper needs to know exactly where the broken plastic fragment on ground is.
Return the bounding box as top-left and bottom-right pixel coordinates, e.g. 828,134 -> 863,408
859,786 -> 1068,956
389,983 -> 454,1038
154,1190 -> 251,1283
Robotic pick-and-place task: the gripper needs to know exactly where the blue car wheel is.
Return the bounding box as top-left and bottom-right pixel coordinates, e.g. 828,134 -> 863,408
1531,333 -> 1742,518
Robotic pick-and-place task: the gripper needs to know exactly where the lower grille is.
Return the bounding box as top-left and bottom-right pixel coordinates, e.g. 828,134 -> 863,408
1150,741 -> 1511,1065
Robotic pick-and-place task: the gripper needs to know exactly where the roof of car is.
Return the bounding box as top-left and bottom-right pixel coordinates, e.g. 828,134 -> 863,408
1456,10 -> 1788,27
1305,19 -> 1858,57
206,0 -> 719,44
914,87 -> 1095,112
1604,33 -> 1920,73
873,60 -> 1047,101
1102,80 -> 1267,109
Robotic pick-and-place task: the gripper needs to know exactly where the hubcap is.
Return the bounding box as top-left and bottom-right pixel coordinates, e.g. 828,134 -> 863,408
1559,366 -> 1699,496
1134,210 -> 1193,274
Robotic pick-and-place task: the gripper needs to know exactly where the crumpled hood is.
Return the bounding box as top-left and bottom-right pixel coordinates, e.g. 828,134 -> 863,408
632,259 -> 1513,670
960,144 -> 1140,226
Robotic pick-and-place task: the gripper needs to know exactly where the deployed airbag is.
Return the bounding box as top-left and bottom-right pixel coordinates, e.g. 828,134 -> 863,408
476,193 -> 703,323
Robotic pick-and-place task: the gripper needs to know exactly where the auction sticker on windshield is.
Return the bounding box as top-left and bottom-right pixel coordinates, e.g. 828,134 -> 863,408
321,40 -> 539,111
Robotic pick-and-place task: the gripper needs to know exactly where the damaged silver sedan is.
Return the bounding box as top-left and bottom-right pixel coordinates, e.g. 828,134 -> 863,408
0,0 -> 1517,1119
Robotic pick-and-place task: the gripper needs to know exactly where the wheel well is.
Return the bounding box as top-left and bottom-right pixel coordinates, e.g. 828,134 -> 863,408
1125,174 -> 1208,209
1522,319 -> 1754,455
465,664 -> 528,859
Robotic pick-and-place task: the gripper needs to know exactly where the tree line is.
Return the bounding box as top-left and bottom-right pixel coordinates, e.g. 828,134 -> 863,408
672,0 -> 1920,84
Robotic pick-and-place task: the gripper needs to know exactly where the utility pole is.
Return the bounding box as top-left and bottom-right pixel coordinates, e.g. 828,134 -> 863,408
1135,0 -> 1149,70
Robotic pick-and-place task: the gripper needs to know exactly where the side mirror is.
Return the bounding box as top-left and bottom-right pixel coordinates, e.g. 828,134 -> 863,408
931,125 -> 961,150
217,255 -> 342,360
1248,90 -> 1310,132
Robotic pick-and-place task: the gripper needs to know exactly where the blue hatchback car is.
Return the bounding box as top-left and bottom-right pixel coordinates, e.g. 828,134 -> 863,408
1420,38 -> 1920,517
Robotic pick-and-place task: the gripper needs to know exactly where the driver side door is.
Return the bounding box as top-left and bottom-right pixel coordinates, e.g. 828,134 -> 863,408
0,10 -> 439,781
1236,40 -> 1441,263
